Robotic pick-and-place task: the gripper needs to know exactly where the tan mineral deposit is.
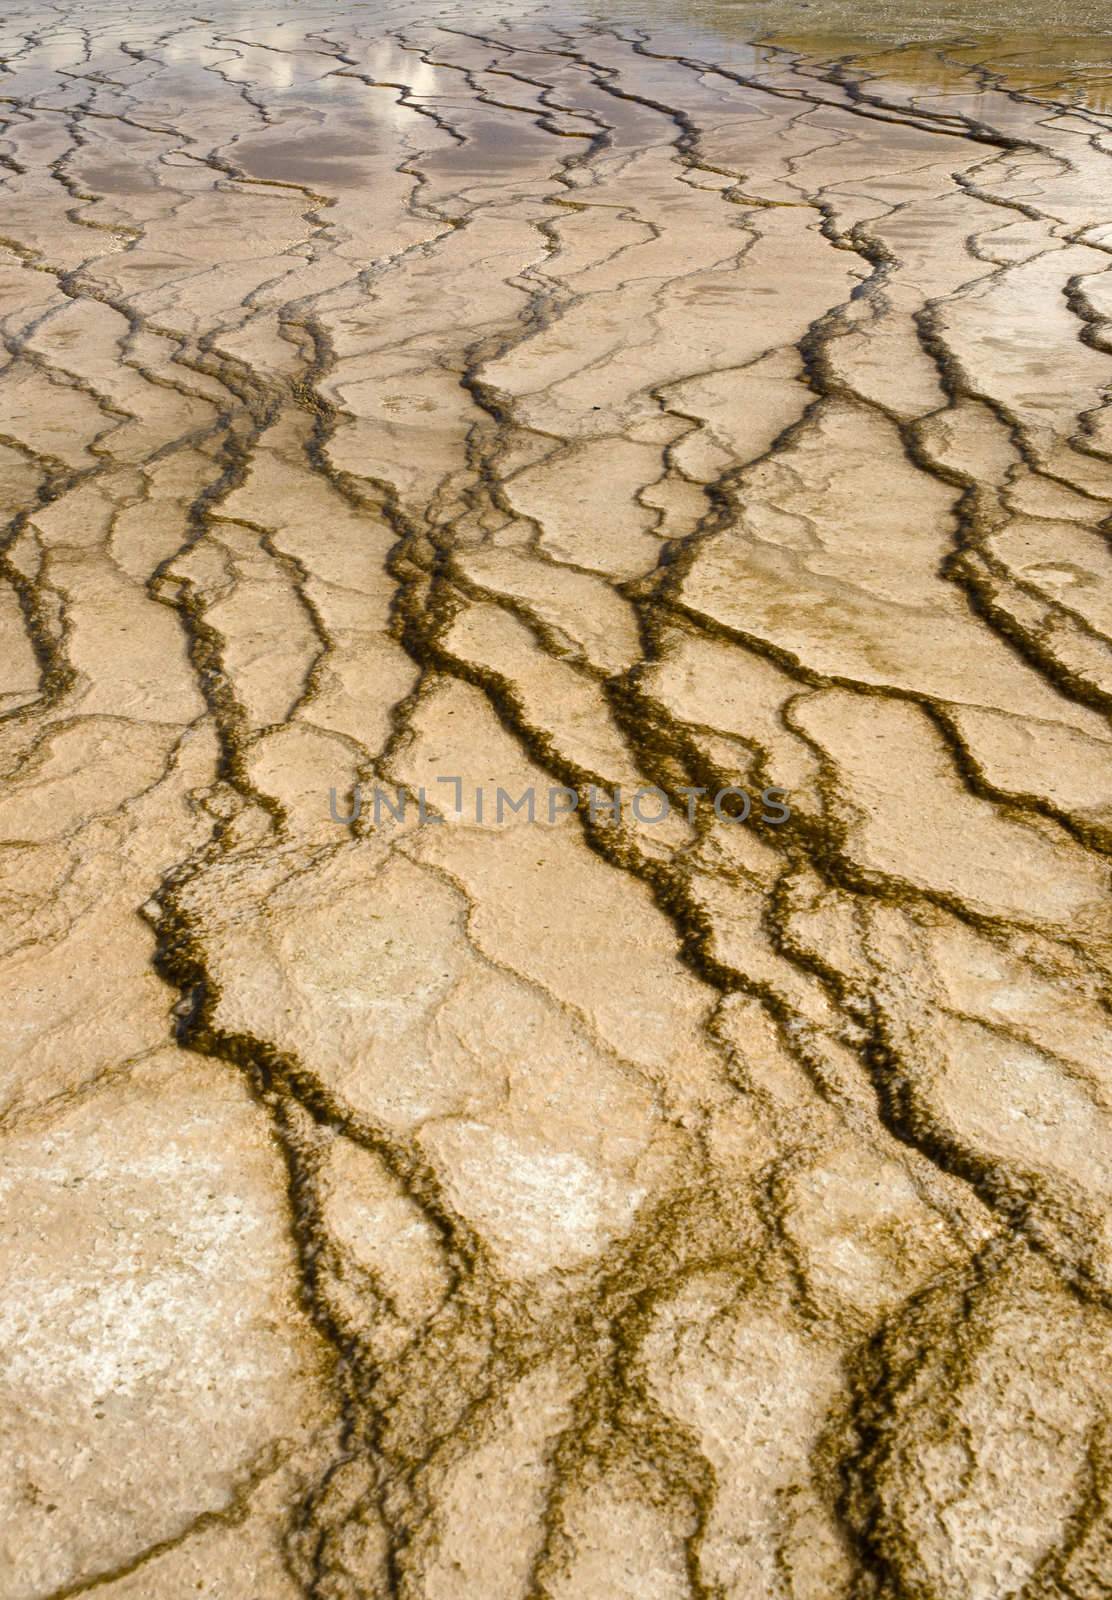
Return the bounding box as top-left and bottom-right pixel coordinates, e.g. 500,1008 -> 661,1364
0,0 -> 1110,1595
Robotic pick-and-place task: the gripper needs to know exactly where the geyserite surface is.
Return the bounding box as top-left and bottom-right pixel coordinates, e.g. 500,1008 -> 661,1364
1,3 -> 1110,1596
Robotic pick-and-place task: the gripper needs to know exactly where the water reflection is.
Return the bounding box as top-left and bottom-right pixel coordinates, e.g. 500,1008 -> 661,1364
4,0 -> 1111,119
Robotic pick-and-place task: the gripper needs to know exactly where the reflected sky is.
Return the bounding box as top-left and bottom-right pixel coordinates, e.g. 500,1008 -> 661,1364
3,0 -> 1111,113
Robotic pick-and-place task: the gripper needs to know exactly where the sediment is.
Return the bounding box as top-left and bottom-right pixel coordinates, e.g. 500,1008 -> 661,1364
1,3 -> 1110,1595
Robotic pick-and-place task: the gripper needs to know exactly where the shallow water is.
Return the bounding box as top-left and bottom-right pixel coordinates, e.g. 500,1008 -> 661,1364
1,3 -> 1111,1596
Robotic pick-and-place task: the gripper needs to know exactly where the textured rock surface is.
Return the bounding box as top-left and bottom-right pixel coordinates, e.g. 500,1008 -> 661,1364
0,1 -> 1110,1595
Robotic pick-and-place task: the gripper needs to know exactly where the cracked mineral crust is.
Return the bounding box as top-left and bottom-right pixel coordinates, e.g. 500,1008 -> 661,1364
1,0 -> 1110,1596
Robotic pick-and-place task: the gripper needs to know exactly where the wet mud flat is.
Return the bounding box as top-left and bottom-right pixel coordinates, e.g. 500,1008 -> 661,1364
1,1 -> 1111,1595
